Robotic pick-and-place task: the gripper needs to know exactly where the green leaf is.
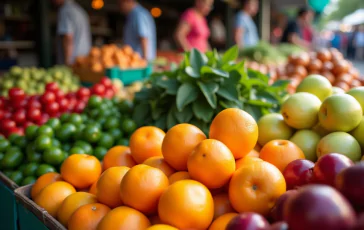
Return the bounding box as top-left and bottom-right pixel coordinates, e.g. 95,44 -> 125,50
154,116 -> 167,131
271,79 -> 291,88
248,69 -> 269,84
217,84 -> 239,102
243,104 -> 262,121
219,100 -> 243,110
222,45 -> 238,64
134,88 -> 153,101
176,83 -> 199,111
247,100 -> 274,107
190,48 -> 207,72
201,66 -> 229,78
192,97 -> 214,123
167,106 -> 178,129
132,102 -> 151,126
156,78 -> 179,95
174,105 -> 194,123
197,81 -> 219,109
185,66 -> 200,78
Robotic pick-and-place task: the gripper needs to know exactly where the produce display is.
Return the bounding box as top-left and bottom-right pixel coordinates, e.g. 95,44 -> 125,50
73,44 -> 148,73
0,95 -> 137,186
112,79 -> 143,101
0,66 -> 80,96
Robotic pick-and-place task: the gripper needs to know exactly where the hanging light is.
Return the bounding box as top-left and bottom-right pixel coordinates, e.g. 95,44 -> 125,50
92,0 -> 104,10
151,7 -> 162,18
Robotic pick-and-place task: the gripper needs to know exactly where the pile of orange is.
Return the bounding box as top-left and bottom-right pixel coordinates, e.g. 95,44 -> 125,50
30,108 -> 307,230
74,44 -> 148,73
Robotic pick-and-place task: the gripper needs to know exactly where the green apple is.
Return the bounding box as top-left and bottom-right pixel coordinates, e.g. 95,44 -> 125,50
347,86 -> 364,114
332,86 -> 345,95
316,132 -> 361,161
257,113 -> 294,146
281,92 -> 322,129
351,117 -> 364,150
290,129 -> 321,162
319,94 -> 362,132
296,74 -> 333,101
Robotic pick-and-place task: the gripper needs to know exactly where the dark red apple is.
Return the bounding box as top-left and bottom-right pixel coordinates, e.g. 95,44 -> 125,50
313,153 -> 354,186
268,222 -> 288,230
284,185 -> 356,230
283,159 -> 315,190
336,163 -> 364,209
271,190 -> 298,222
353,213 -> 364,230
226,212 -> 269,230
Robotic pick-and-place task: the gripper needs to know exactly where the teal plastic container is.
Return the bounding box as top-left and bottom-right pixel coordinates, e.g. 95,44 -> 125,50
106,64 -> 152,85
0,172 -> 19,230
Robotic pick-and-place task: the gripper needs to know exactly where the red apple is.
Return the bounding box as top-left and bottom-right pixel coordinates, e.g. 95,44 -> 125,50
41,91 -> 56,104
268,222 -> 288,230
353,213 -> 364,230
271,190 -> 298,222
45,82 -> 59,92
8,88 -> 25,104
100,77 -> 113,88
226,212 -> 270,230
283,159 -> 315,190
13,109 -> 26,125
336,163 -> 364,209
284,185 -> 356,230
313,153 -> 354,186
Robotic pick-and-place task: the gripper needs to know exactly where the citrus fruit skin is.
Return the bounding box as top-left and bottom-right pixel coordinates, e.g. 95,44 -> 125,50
319,94 -> 363,132
257,113 -> 294,146
316,132 -> 362,162
210,108 -> 258,160
31,172 -> 62,199
290,130 -> 322,162
281,92 -> 322,129
143,156 -> 176,177
67,203 -> 110,230
168,171 -> 191,185
296,74 -> 333,102
208,213 -> 238,230
212,193 -> 235,220
102,146 -> 136,170
146,224 -> 178,230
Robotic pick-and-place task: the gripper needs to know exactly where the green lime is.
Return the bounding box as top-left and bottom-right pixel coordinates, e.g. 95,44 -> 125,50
74,141 -> 93,154
119,100 -> 134,113
89,109 -> 99,119
46,118 -> 61,130
81,114 -> 88,122
62,143 -> 72,152
109,128 -> 123,140
97,133 -> 115,149
37,125 -> 54,137
63,151 -> 69,159
26,144 -> 42,163
8,133 -> 20,144
43,147 -> 65,165
13,136 -> 27,149
1,147 -> 23,169
68,113 -> 83,126
73,124 -> 86,141
69,147 -> 86,155
0,139 -> 10,152
103,117 -> 121,131
22,163 -> 39,177
56,123 -> 77,141
18,164 -> 27,172
116,138 -> 129,146
36,164 -> 56,177
95,117 -> 106,128
52,139 -> 61,148
87,95 -> 103,108
60,113 -> 71,123
25,125 -> 38,141
34,135 -> 52,151
21,176 -> 36,186
0,135 -> 5,141
93,147 -> 108,161
3,170 -> 13,177
0,153 -> 4,162
9,171 -> 23,185
121,119 -> 137,134
83,125 -> 101,143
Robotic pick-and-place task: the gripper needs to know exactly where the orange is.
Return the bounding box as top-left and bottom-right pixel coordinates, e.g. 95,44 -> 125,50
236,156 -> 263,169
57,192 -> 97,227
158,180 -> 214,229
168,171 -> 190,184
259,140 -> 305,172
229,161 -> 286,216
34,181 -> 76,217
208,213 -> 238,230
247,148 -> 260,158
97,206 -> 151,230
146,225 -> 178,230
162,124 -> 206,171
102,146 -> 136,171
61,154 -> 102,189
143,156 -> 176,177
149,215 -> 164,225
129,126 -> 165,164
209,108 -> 258,159
187,139 -> 235,189
212,193 -> 235,220
31,172 -> 62,199
89,181 -> 97,195
97,166 -> 130,208
120,164 -> 169,214
68,203 -> 110,230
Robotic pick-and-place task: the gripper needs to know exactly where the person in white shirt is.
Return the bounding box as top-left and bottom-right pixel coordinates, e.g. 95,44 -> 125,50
210,14 -> 226,50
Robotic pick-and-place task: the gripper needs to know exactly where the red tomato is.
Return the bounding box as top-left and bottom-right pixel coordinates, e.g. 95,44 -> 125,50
1,119 -> 16,132
27,99 -> 42,110
76,87 -> 91,99
100,77 -> 113,88
91,84 -> 106,96
73,101 -> 86,113
27,108 -> 42,122
66,92 -> 76,100
45,82 -> 59,92
104,89 -> 115,99
23,121 -> 34,129
58,98 -> 69,112
45,102 -> 59,115
0,110 -> 4,121
13,109 -> 26,125
41,91 -> 56,104
67,98 -> 77,112
9,127 -> 24,136
37,114 -> 49,125
0,97 -> 6,109
54,89 -> 65,100
9,88 -> 25,103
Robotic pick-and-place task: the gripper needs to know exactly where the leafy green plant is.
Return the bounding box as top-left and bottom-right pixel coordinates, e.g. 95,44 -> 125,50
132,46 -> 289,134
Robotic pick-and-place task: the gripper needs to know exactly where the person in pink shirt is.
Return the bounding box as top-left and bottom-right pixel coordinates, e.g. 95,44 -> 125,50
174,0 -> 214,53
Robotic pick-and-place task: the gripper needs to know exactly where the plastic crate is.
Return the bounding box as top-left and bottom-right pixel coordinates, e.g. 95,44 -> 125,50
0,172 -> 19,230
15,184 -> 66,230
106,64 -> 152,86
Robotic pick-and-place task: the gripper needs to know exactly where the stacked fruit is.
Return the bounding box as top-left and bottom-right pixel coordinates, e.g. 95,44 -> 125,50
0,77 -> 117,138
0,96 -> 137,186
0,66 -> 80,96
276,48 -> 363,93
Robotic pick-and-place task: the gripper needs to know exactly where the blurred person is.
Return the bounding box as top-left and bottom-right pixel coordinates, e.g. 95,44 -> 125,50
210,14 -> 226,50
234,0 -> 259,49
354,25 -> 364,60
119,0 -> 156,60
281,7 -> 314,50
347,26 -> 358,59
52,0 -> 91,65
174,0 -> 214,52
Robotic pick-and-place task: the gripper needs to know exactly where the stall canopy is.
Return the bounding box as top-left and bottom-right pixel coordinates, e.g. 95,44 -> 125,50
342,9 -> 364,26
